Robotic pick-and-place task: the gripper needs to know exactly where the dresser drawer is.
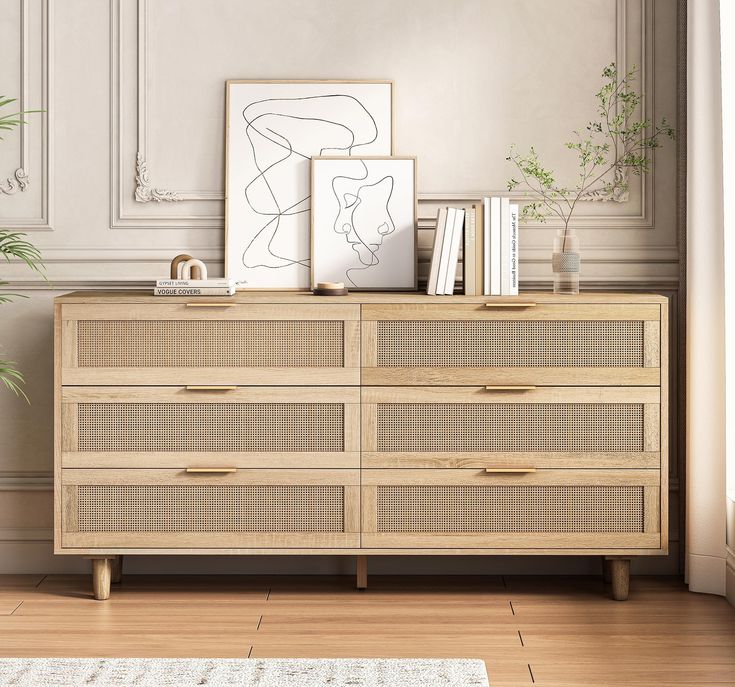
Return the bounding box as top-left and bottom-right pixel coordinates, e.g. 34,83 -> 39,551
362,303 -> 661,386
59,303 -> 360,385
362,386 -> 660,469
60,469 -> 359,549
61,386 -> 359,469
362,469 -> 662,550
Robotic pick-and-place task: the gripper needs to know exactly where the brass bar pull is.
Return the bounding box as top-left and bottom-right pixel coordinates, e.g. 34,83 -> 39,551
484,302 -> 537,308
484,468 -> 537,474
185,385 -> 237,391
185,467 -> 237,474
484,385 -> 537,391
185,303 -> 237,308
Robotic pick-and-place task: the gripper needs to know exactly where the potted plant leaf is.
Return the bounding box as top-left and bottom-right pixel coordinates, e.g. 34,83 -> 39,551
507,63 -> 675,294
0,95 -> 44,399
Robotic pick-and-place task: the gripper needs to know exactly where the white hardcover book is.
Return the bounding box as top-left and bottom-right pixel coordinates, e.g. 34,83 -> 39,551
509,203 -> 519,295
437,207 -> 457,294
483,197 -> 491,295
500,197 -> 511,295
490,197 -> 501,295
426,207 -> 448,295
154,287 -> 236,296
444,208 -> 465,295
156,278 -> 235,288
464,206 -> 477,295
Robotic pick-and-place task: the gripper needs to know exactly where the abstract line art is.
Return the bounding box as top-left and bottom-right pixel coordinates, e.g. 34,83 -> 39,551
226,83 -> 393,289
311,157 -> 416,291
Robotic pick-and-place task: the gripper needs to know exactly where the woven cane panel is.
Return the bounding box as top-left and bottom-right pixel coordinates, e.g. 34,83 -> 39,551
376,320 -> 644,367
77,485 -> 344,532
77,403 -> 344,452
77,320 -> 344,368
376,486 -> 644,533
376,403 -> 644,452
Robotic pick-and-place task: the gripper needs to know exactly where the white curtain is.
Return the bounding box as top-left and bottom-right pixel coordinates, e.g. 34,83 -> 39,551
722,1 -> 735,604
687,0 -> 727,595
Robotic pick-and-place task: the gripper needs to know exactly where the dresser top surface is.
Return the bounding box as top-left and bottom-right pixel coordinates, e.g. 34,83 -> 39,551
55,291 -> 669,305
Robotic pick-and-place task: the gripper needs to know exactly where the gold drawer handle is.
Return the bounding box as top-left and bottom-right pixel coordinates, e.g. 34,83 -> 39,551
185,467 -> 237,474
484,468 -> 537,474
484,302 -> 537,308
185,385 -> 237,391
484,385 -> 537,391
185,303 -> 237,308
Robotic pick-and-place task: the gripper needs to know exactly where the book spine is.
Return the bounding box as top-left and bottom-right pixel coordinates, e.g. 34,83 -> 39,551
156,279 -> 234,287
445,208 -> 465,295
426,207 -> 448,295
154,287 -> 236,296
509,203 -> 519,296
437,207 -> 457,294
490,197 -> 501,296
475,201 -> 484,296
483,197 -> 491,295
464,205 -> 477,295
500,197 -> 511,295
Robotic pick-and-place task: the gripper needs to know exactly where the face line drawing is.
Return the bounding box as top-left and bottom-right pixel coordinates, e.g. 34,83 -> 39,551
328,159 -> 396,287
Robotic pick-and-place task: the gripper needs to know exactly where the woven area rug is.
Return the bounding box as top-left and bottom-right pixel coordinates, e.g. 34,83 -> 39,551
0,658 -> 489,686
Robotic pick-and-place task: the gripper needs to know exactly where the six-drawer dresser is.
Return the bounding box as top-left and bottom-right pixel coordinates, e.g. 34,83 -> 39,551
54,291 -> 668,601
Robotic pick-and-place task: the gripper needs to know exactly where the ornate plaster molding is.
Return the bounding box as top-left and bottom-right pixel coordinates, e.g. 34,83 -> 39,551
134,152 -> 181,202
580,168 -> 631,203
0,168 -> 29,196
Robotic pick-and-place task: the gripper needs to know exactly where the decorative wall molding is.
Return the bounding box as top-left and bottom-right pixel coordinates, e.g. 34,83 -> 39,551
111,0 -> 652,230
0,0 -> 54,230
0,168 -> 29,195
134,152 -> 181,202
0,473 -> 53,491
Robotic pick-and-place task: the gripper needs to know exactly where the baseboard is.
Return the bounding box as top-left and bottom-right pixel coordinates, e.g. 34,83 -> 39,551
0,541 -> 681,575
687,552 -> 727,595
727,552 -> 735,608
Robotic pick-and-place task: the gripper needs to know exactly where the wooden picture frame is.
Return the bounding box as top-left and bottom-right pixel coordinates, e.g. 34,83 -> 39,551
225,80 -> 395,291
310,156 -> 418,291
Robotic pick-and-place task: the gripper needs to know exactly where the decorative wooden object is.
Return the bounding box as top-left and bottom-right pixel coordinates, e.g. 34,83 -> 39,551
169,254 -> 193,279
54,292 -> 668,601
313,281 -> 349,296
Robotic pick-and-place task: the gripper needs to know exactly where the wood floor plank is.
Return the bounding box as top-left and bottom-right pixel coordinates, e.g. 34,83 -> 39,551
0,573 -> 732,687
0,597 -> 23,616
0,575 -> 46,589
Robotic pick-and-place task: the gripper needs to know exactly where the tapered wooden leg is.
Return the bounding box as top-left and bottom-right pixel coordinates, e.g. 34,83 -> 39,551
111,555 -> 123,584
602,557 -> 612,584
608,558 -> 630,601
92,558 -> 112,600
356,555 -> 367,590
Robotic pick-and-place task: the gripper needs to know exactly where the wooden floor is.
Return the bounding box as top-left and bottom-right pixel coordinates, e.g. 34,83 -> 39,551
0,574 -> 734,686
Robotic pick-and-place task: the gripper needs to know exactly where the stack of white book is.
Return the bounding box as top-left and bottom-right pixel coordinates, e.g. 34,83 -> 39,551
154,278 -> 236,296
480,196 -> 519,296
426,207 -> 466,295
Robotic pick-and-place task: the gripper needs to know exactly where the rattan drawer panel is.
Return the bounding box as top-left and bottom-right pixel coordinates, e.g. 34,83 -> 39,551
361,303 -> 661,386
61,469 -> 360,549
361,469 -> 661,550
362,387 -> 661,468
60,304 -> 360,385
61,387 -> 360,469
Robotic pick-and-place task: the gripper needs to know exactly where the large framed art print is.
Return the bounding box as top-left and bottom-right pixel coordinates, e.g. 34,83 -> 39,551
225,80 -> 394,290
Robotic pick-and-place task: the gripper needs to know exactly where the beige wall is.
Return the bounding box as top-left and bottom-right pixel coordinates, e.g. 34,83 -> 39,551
0,0 -> 682,574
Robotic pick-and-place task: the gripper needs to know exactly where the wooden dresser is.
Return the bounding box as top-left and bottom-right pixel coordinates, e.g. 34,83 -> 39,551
54,291 -> 668,601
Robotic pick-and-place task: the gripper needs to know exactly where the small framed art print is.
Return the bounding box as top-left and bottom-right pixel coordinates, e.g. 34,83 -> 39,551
310,156 -> 417,291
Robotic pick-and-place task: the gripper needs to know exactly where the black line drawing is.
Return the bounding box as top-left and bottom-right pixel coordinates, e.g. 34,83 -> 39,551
330,159 -> 396,287
236,93 -> 382,284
